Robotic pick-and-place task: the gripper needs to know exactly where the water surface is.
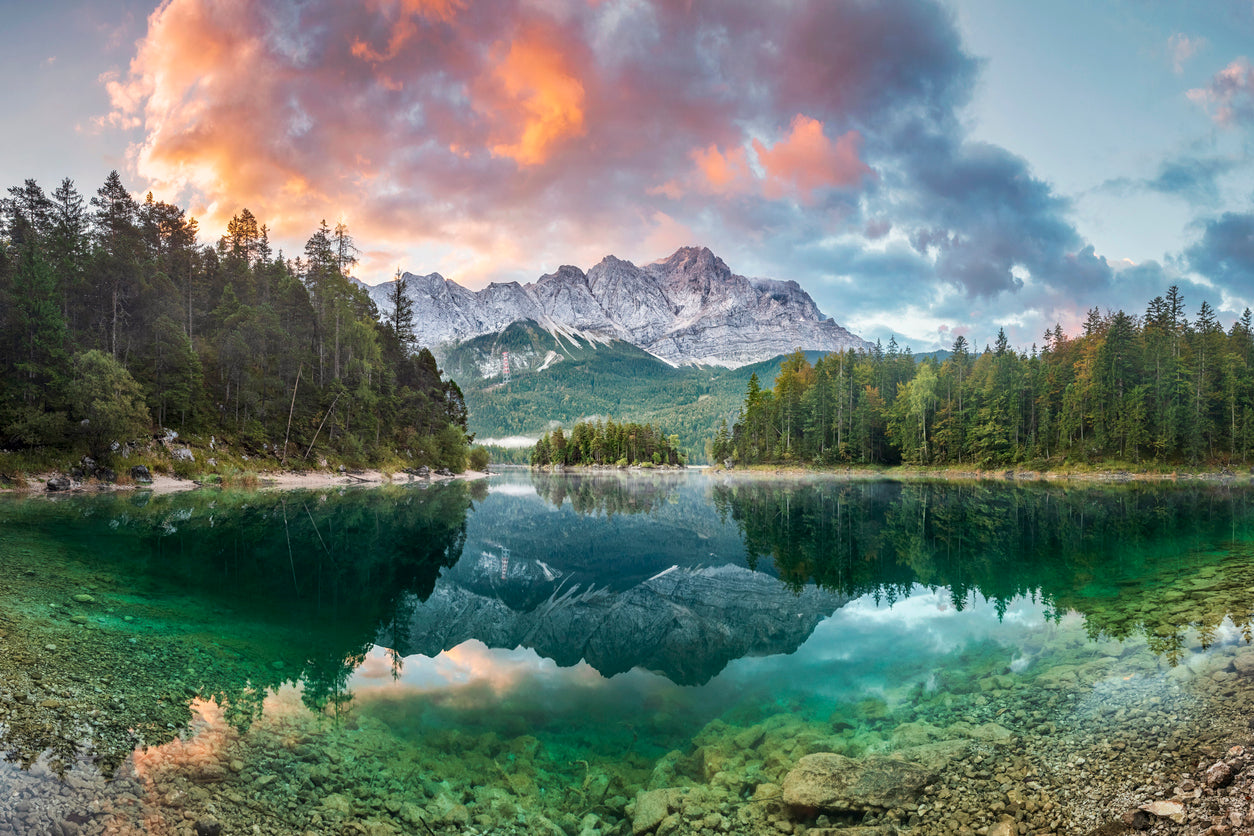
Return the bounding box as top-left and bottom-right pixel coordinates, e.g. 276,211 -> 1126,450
2,472 -> 1254,835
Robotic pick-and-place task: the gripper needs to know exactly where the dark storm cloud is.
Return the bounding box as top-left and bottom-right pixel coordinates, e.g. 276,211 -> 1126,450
1187,212 -> 1254,293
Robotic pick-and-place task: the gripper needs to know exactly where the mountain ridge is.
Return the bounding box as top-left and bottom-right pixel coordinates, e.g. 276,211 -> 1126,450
366,246 -> 871,369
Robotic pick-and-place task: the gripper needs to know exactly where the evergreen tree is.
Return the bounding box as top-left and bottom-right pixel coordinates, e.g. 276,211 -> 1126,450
387,268 -> 416,350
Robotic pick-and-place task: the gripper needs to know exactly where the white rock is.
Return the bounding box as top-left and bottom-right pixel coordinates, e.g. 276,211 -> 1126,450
1140,800 -> 1186,824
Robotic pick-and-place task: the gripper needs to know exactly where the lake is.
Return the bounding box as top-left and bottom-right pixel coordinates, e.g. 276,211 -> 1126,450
2,470 -> 1254,835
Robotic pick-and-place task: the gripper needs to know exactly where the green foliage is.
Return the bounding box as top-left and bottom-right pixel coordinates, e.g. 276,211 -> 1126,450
67,350 -> 152,457
531,418 -> 682,467
467,446 -> 491,471
452,321 -> 822,463
732,289 -> 1254,469
0,172 -> 472,471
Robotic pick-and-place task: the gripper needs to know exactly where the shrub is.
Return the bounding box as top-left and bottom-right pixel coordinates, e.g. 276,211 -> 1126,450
467,446 -> 491,472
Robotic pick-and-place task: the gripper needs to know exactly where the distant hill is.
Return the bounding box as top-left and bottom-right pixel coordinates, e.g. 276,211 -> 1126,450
449,321 -> 818,462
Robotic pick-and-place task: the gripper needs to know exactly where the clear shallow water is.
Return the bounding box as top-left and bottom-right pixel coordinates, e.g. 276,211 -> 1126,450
2,473 -> 1254,835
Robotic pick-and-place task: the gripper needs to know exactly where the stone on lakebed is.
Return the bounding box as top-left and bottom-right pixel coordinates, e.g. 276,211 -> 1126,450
782,752 -> 935,812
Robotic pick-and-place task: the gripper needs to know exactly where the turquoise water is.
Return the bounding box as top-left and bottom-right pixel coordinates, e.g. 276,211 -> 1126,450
2,472 -> 1254,834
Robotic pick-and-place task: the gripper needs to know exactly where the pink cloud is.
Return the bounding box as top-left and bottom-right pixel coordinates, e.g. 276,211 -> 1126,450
99,0 -> 944,287
1167,33 -> 1205,74
753,115 -> 873,204
691,143 -> 754,195
1189,57 -> 1254,127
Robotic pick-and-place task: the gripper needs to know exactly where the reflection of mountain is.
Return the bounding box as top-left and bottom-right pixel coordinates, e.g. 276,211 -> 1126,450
384,553 -> 846,686
471,473 -> 750,590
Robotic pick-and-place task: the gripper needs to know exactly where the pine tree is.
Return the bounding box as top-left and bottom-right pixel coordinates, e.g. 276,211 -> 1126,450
388,268 -> 415,351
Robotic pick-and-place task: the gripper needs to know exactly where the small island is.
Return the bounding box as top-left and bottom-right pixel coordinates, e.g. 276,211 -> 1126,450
529,419 -> 684,469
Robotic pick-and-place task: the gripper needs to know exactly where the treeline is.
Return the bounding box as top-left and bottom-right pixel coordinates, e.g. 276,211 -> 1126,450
0,172 -> 471,470
718,288 -> 1254,467
530,419 -> 684,467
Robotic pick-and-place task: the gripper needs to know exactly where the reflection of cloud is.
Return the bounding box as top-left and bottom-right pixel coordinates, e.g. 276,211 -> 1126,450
487,482 -> 540,496
715,586 -> 1062,702
132,698 -> 230,780
351,641 -> 604,698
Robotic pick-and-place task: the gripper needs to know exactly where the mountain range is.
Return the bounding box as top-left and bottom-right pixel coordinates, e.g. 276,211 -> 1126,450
366,246 -> 870,369
383,542 -> 847,686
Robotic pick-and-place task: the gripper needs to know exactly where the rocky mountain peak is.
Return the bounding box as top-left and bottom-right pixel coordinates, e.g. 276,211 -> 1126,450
404,271 -> 450,297
649,245 -> 730,281
535,265 -> 588,287
369,247 -> 872,369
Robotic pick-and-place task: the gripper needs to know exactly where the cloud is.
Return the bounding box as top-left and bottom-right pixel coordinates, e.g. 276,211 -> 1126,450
1188,57 -> 1254,127
752,115 -> 873,203
1099,154 -> 1242,207
1187,212 -> 1254,294
476,27 -> 588,166
1167,33 -> 1205,74
101,0 -> 1100,346
1145,156 -> 1238,205
690,143 -> 754,196
899,140 -> 1101,298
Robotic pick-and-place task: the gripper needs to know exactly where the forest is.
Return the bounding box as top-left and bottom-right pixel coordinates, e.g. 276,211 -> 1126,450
718,289 -> 1254,468
530,419 -> 684,468
0,172 -> 473,473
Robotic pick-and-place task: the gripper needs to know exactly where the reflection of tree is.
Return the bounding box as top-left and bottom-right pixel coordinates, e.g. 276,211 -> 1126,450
529,471 -> 680,516
0,482 -> 474,771
715,480 -> 1254,657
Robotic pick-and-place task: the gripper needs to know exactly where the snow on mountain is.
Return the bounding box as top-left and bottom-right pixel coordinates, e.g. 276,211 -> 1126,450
366,246 -> 871,368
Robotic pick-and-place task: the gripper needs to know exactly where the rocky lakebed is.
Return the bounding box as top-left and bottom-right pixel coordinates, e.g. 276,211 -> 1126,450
4,582 -> 1254,836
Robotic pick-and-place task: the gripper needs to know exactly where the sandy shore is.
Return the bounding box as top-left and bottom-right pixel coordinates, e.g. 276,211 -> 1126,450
706,463 -> 1252,484
9,468 -> 489,495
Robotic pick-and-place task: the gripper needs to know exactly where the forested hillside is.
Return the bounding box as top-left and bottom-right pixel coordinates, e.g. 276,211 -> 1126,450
724,293 -> 1254,468
453,321 -> 830,463
0,172 -> 471,472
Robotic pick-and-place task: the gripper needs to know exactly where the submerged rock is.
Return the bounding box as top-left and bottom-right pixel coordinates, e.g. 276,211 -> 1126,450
1140,800 -> 1186,824
782,752 -> 935,812
631,788 -> 681,834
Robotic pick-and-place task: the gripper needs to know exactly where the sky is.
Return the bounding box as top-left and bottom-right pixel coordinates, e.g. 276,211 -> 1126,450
3,0 -> 1254,351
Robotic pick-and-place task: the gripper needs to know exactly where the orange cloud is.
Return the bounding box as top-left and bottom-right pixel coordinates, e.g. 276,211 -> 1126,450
101,0 -> 892,291
691,143 -> 754,195
683,116 -> 872,203
352,0 -> 465,63
753,114 -> 873,203
480,33 -> 587,167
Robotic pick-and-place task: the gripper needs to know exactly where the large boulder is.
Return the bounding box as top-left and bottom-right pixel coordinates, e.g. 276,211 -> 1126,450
46,475 -> 76,492
631,788 -> 682,835
130,465 -> 153,484
782,753 -> 935,812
